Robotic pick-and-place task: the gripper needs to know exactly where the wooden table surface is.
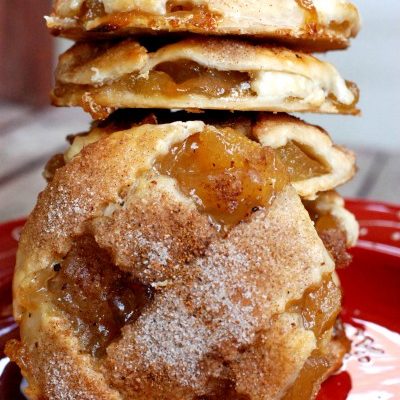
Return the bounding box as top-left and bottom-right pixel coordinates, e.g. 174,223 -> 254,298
0,102 -> 399,223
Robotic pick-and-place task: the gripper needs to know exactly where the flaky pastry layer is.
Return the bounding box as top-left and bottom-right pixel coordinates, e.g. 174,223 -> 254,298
46,0 -> 360,51
306,190 -> 359,248
254,114 -> 356,199
58,111 -> 356,199
52,38 -> 360,119
7,119 -> 346,400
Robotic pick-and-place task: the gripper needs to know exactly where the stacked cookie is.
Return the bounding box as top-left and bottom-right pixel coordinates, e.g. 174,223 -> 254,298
7,1 -> 361,399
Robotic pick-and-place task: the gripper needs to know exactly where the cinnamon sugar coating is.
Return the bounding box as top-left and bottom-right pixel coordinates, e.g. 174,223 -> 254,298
7,120 -> 347,399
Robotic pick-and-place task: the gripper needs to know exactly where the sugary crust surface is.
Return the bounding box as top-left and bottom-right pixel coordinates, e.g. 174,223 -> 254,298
52,38 -> 360,119
62,111 -> 356,200
7,318 -> 122,400
7,120 -> 343,399
46,0 -> 360,51
13,121 -> 205,294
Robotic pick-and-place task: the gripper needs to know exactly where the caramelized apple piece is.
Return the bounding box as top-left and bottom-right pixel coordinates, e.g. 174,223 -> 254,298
288,278 -> 342,339
276,141 -> 329,181
155,127 -> 288,229
117,60 -> 252,99
47,236 -> 153,357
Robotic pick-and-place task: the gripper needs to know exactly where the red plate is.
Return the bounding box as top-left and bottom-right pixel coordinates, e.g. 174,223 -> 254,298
0,200 -> 399,399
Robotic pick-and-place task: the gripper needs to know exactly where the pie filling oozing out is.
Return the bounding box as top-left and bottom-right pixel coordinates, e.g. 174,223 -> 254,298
156,127 -> 329,229
155,127 -> 288,229
40,127 -> 340,397
74,0 -> 216,25
283,276 -> 345,400
47,236 -> 154,357
83,58 -> 358,112
275,140 -> 329,181
119,60 -> 253,99
48,125 -> 330,229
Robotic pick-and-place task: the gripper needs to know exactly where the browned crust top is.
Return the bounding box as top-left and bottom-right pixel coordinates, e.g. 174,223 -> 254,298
9,117 -> 341,399
46,0 -> 360,51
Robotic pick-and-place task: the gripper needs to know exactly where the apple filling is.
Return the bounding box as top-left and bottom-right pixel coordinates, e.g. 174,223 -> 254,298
276,141 -> 329,181
295,1 -> 356,38
155,127 -> 289,229
283,276 -> 343,399
114,60 -> 252,99
328,81 -> 359,113
164,0 -> 219,29
155,128 -> 329,229
287,277 -> 341,340
47,236 -> 153,357
89,58 -> 356,113
71,0 -> 218,27
79,0 -> 106,21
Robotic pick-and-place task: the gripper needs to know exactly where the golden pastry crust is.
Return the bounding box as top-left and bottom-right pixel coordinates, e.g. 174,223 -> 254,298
46,0 -> 360,51
7,120 -> 345,399
55,111 -> 356,200
52,38 -> 360,119
254,113 -> 356,200
44,111 -> 358,270
304,191 -> 359,268
305,190 -> 359,248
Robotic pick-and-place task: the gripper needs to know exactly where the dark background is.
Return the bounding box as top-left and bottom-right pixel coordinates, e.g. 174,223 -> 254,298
0,0 -> 52,106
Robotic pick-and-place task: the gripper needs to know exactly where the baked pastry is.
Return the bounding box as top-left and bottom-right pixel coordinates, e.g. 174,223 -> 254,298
253,114 -> 356,199
7,119 -> 347,399
304,190 -> 359,268
46,0 -> 360,51
43,110 -> 358,265
44,110 -> 356,200
52,38 -> 360,119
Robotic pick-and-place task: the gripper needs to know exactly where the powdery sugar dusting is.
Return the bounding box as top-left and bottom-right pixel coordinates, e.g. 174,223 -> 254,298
192,241 -> 257,344
128,230 -> 171,266
135,294 -> 209,385
44,355 -> 103,400
132,240 -> 258,387
45,185 -> 94,236
45,359 -> 87,400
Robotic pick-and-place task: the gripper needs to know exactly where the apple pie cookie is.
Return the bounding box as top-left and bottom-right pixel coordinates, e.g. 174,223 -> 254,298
7,119 -> 347,400
46,0 -> 360,51
52,38 -> 360,119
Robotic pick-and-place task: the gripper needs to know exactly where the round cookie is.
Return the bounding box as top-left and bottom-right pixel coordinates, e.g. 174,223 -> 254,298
7,120 -> 345,399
